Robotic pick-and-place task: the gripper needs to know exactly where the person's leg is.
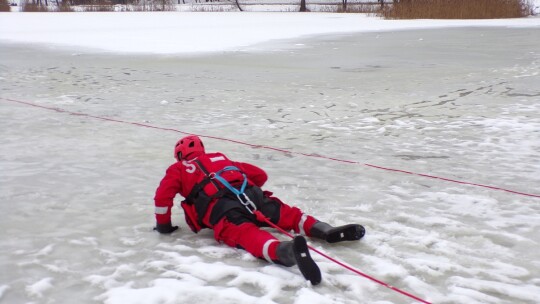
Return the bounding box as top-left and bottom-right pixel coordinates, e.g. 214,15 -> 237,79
261,192 -> 365,243
213,210 -> 321,285
213,214 -> 280,263
259,193 -> 318,235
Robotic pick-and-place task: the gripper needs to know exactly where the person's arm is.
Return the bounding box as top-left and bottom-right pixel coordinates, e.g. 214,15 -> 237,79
235,162 -> 268,187
153,164 -> 182,233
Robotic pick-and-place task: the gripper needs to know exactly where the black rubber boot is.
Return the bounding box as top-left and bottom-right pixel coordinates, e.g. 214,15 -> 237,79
276,236 -> 322,285
275,240 -> 296,267
310,222 -> 365,243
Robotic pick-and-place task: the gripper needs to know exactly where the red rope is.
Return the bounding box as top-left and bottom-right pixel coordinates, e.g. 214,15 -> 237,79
362,164 -> 540,198
3,97 -> 539,199
253,211 -> 432,304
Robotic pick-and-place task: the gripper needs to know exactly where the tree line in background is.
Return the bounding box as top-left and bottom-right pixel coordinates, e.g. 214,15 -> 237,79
1,0 -> 177,11
0,0 -> 535,17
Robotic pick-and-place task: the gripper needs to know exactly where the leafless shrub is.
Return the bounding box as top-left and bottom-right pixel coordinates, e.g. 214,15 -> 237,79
337,3 -> 381,14
0,0 -> 10,12
120,0 -> 176,11
20,0 -> 51,11
299,3 -> 379,14
57,0 -> 74,11
70,0 -> 114,11
184,2 -> 238,12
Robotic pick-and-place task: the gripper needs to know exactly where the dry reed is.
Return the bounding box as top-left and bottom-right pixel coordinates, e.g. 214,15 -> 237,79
381,0 -> 532,19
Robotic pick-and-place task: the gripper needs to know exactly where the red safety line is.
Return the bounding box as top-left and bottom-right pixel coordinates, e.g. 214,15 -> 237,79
362,164 -> 540,198
253,211 -> 432,304
3,97 -> 539,199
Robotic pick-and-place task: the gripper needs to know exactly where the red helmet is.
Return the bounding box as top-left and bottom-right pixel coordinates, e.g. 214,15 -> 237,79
174,135 -> 205,161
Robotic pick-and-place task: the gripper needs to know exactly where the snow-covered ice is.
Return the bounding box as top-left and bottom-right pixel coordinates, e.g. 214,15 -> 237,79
1,12 -> 540,54
1,12 -> 540,304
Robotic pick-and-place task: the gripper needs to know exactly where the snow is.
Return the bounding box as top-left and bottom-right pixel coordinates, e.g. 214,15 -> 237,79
25,277 -> 54,298
0,286 -> 9,300
0,12 -> 539,54
1,11 -> 540,304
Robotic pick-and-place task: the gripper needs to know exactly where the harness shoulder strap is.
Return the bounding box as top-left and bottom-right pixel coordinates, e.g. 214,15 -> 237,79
194,159 -> 221,189
185,159 -> 220,204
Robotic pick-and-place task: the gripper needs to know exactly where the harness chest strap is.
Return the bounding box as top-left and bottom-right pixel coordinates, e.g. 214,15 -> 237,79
211,166 -> 257,213
184,159 -> 224,226
186,159 -> 257,224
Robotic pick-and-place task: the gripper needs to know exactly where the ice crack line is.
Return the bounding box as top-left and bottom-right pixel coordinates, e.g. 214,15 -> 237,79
3,97 -> 539,199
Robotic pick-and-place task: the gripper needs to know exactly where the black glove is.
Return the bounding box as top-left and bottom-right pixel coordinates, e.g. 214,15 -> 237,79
154,222 -> 179,234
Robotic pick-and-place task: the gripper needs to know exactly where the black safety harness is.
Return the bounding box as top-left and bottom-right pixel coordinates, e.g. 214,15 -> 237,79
186,159 -> 258,227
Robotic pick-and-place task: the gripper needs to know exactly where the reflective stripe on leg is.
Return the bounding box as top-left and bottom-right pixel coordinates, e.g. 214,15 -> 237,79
155,206 -> 169,214
299,213 -> 308,235
262,239 -> 279,263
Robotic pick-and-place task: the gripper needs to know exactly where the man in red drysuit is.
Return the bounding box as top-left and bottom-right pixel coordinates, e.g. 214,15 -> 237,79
154,135 -> 365,285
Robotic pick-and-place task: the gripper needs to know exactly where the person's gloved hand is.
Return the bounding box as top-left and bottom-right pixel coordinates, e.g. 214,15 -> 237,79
154,222 -> 179,234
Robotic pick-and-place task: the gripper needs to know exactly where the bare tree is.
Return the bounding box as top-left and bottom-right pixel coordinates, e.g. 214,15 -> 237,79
233,0 -> 242,11
299,0 -> 306,12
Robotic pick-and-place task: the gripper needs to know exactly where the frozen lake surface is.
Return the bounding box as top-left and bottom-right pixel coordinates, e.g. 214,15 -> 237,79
1,27 -> 540,303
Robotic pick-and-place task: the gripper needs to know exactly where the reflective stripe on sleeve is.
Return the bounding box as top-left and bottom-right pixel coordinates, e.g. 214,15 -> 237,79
155,206 -> 169,215
209,156 -> 226,162
262,239 -> 279,263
